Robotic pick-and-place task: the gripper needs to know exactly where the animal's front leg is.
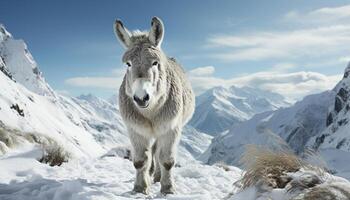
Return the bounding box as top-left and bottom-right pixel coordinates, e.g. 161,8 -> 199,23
129,130 -> 152,194
157,127 -> 181,194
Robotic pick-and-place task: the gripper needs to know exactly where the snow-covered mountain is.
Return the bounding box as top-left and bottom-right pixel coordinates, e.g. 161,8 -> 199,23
190,86 -> 291,135
310,64 -> 350,152
0,24 -> 55,97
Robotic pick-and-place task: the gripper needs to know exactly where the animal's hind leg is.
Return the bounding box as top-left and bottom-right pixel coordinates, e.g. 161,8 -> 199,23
157,127 -> 181,194
129,130 -> 152,194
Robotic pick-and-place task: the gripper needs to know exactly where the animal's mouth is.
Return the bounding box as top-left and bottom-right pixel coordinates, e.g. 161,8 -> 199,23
136,103 -> 149,109
139,104 -> 148,109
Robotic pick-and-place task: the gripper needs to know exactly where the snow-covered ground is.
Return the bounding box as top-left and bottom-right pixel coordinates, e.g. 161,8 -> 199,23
0,144 -> 242,200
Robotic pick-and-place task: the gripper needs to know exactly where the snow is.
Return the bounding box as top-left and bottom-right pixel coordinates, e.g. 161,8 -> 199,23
0,146 -> 242,200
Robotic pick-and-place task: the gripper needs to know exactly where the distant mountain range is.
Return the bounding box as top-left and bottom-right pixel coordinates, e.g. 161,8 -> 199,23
190,85 -> 291,135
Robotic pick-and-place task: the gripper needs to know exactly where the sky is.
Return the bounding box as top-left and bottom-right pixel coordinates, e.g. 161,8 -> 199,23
1,0 -> 350,100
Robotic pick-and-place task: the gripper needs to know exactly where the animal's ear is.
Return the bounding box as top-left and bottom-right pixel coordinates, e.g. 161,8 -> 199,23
149,17 -> 164,48
114,19 -> 132,49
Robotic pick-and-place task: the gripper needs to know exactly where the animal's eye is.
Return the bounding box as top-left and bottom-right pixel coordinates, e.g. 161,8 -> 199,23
126,62 -> 132,67
152,61 -> 159,66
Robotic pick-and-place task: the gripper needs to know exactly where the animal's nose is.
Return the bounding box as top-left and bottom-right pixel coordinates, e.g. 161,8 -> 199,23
133,94 -> 150,107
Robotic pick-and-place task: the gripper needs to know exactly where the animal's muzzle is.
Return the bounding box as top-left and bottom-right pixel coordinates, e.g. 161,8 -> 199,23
133,94 -> 150,108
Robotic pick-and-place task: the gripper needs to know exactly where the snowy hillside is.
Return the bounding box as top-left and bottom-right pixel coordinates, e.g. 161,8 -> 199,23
190,86 -> 290,135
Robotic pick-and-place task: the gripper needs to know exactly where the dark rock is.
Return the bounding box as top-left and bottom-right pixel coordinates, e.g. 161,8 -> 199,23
335,97 -> 343,113
336,139 -> 346,149
10,104 -> 24,117
337,88 -> 348,102
337,119 -> 348,126
313,134 -> 326,150
326,113 -> 333,127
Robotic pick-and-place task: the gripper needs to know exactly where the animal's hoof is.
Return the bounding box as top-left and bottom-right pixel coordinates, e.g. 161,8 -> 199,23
133,185 -> 149,195
153,174 -> 161,183
161,185 -> 176,194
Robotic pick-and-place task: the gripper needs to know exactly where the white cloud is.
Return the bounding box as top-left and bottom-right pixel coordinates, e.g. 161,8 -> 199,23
56,90 -> 70,96
207,4 -> 350,63
208,25 -> 350,62
285,4 -> 350,24
188,66 -> 342,100
338,56 -> 350,63
270,62 -> 296,72
188,66 -> 215,76
65,77 -> 123,89
65,68 -> 125,89
111,68 -> 127,76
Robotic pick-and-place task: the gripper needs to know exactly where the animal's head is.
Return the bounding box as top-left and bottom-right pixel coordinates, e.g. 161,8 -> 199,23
114,17 -> 167,109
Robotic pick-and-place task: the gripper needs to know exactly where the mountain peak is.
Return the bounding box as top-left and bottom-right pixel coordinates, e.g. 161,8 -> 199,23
0,24 -> 54,96
0,24 -> 12,41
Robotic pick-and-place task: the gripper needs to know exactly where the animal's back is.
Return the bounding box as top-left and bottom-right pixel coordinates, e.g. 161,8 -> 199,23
167,58 -> 195,125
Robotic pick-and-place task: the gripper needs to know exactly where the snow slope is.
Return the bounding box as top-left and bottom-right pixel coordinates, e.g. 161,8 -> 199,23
190,86 -> 290,135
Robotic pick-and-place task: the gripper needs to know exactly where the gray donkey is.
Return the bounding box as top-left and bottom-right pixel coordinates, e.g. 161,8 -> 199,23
114,17 -> 195,195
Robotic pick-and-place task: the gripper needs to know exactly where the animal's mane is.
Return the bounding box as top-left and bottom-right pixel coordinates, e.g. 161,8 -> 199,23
130,30 -> 150,46
131,29 -> 148,37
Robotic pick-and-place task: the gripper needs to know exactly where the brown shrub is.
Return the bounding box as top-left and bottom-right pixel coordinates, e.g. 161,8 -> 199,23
39,143 -> 70,166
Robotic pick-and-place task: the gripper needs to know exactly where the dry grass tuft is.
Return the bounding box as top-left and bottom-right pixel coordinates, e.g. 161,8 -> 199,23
0,127 -> 21,147
0,141 -> 9,155
39,143 -> 70,166
240,145 -> 305,189
0,124 -> 70,166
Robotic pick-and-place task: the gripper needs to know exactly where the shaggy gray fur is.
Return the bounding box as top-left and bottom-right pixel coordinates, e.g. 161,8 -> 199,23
114,17 -> 195,195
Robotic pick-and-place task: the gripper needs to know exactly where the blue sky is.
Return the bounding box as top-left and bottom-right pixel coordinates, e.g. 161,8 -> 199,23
1,0 -> 350,100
